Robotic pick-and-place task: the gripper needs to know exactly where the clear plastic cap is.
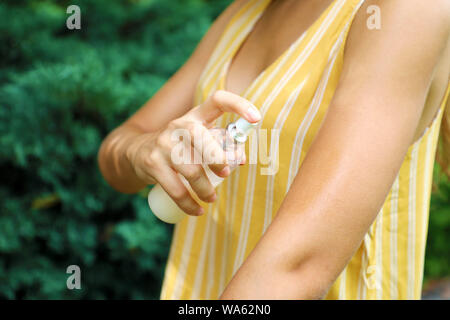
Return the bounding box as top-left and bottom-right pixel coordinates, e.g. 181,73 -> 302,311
227,117 -> 259,143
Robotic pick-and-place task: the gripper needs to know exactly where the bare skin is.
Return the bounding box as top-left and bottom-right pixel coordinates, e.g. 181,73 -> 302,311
98,0 -> 450,299
220,0 -> 450,299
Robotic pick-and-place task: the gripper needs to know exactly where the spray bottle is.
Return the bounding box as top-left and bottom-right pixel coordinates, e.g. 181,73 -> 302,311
148,117 -> 257,223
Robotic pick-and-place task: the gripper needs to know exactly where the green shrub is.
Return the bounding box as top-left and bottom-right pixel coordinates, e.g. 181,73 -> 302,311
424,167 -> 450,283
0,0 -> 230,299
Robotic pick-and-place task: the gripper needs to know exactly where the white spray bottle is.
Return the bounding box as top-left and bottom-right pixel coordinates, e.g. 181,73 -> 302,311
148,117 -> 258,224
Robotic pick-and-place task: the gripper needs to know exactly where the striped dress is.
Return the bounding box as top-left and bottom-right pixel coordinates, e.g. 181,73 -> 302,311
160,0 -> 450,299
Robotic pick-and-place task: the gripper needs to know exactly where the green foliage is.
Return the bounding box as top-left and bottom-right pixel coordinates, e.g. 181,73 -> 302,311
0,0 -> 230,299
424,168 -> 450,282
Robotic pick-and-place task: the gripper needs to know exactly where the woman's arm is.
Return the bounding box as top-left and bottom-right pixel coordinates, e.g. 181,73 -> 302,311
221,0 -> 450,299
98,0 -> 247,194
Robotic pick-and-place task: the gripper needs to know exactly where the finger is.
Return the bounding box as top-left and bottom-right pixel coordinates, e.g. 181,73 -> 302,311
190,90 -> 261,125
152,160 -> 204,216
189,124 -> 230,177
173,162 -> 217,203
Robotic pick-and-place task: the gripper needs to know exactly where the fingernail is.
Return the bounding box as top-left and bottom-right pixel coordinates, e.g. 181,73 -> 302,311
246,104 -> 261,122
197,207 -> 204,215
219,166 -> 230,176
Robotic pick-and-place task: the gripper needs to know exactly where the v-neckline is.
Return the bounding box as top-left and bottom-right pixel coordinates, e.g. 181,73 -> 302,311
221,0 -> 339,100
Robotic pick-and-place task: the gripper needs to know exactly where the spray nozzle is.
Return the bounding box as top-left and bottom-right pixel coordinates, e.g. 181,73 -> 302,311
227,117 -> 259,143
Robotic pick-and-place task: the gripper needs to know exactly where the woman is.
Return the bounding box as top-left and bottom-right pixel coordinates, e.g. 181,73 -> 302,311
98,0 -> 450,299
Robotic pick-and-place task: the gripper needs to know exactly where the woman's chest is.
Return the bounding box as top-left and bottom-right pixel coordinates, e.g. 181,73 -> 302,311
225,0 -> 335,96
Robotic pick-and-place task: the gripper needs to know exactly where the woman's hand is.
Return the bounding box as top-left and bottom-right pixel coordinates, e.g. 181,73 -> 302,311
98,0 -> 253,200
125,90 -> 261,216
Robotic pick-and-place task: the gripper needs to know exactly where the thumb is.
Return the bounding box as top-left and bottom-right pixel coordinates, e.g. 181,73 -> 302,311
189,90 -> 261,125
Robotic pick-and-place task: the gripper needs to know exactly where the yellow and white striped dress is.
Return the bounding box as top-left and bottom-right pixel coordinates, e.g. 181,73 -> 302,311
160,0 -> 450,299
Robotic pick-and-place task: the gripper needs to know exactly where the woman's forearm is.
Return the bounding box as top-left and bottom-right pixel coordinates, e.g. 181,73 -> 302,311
98,124 -> 151,194
219,204 -> 351,300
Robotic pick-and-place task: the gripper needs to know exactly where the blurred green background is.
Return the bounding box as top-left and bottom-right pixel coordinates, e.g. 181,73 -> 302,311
0,0 -> 448,299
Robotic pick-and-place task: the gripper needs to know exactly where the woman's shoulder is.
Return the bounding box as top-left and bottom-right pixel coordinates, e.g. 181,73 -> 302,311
335,0 -> 450,145
345,0 -> 450,66
355,0 -> 450,35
